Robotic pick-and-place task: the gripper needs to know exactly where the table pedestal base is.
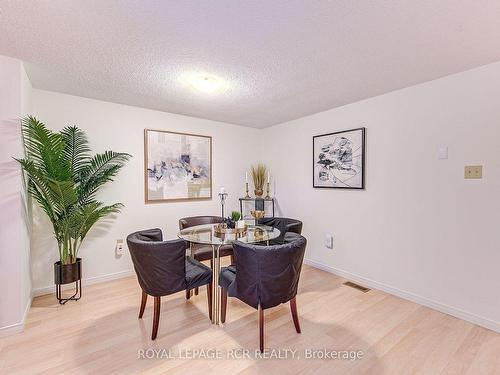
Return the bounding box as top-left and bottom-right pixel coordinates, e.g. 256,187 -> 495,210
211,244 -> 221,325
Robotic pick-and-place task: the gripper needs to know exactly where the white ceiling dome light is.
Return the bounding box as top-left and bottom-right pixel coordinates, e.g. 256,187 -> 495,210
181,72 -> 228,94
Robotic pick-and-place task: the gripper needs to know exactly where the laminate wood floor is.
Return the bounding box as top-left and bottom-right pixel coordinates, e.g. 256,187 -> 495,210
1,265 -> 499,375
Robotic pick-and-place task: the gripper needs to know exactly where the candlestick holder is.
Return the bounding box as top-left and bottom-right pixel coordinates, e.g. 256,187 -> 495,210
244,182 -> 250,198
218,191 -> 228,218
265,182 -> 271,199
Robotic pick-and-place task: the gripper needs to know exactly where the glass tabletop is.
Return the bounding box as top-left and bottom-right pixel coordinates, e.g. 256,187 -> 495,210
178,223 -> 281,246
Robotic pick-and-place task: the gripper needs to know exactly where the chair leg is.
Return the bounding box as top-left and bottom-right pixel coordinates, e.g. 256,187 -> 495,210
139,291 -> 148,319
152,296 -> 161,340
195,287 -> 199,295
259,305 -> 265,352
207,283 -> 213,321
186,289 -> 191,300
221,288 -> 227,323
290,297 -> 301,333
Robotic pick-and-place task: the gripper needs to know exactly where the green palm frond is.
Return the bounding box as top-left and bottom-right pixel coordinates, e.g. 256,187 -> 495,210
79,202 -> 124,240
81,151 -> 131,179
45,179 -> 78,216
16,116 -> 131,264
60,126 -> 91,179
22,116 -> 70,181
78,151 -> 131,205
16,158 -> 58,222
16,158 -> 77,218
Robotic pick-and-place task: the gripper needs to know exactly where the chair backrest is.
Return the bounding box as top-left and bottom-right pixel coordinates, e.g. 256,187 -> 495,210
230,235 -> 307,309
179,215 -> 224,230
127,228 -> 187,297
258,217 -> 303,242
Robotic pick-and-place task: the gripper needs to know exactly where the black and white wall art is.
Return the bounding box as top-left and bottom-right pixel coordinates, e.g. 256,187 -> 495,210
313,127 -> 365,189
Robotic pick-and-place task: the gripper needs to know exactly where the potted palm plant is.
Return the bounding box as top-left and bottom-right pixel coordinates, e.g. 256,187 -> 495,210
16,116 -> 130,303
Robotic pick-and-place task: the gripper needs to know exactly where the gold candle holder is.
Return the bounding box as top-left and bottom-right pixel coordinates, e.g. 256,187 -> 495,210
245,182 -> 251,198
265,181 -> 271,199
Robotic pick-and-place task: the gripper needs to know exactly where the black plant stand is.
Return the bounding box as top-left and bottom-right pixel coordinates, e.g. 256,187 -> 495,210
54,258 -> 82,305
55,279 -> 81,305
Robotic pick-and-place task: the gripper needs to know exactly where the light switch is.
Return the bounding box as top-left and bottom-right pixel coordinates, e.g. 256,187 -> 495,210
324,234 -> 334,249
464,165 -> 482,179
437,145 -> 448,160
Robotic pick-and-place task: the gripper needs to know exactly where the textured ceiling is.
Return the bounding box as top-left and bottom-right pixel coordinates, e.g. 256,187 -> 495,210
1,1 -> 500,128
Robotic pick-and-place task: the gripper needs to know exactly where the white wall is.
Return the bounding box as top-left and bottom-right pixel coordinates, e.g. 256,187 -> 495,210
0,56 -> 32,335
262,61 -> 500,332
31,90 -> 260,293
25,60 -> 500,333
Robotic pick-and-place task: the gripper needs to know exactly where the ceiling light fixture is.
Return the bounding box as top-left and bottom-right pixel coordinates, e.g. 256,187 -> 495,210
182,72 -> 227,94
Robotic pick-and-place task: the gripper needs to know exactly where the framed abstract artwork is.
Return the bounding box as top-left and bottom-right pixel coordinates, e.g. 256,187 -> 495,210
144,129 -> 212,202
313,127 -> 366,189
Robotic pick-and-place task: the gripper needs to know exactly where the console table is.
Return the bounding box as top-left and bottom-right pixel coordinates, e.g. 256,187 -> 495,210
239,197 -> 275,219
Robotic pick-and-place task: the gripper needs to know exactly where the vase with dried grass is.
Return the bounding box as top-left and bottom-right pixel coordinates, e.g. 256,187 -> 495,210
251,163 -> 267,197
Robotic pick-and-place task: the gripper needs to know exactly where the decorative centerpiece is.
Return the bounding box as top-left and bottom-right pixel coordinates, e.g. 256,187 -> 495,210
223,211 -> 242,228
253,227 -> 266,240
214,223 -> 248,237
215,211 -> 247,238
251,210 -> 265,219
16,116 -> 130,304
251,163 -> 267,197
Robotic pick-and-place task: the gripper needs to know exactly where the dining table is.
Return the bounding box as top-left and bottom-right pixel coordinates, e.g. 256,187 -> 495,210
178,222 -> 281,325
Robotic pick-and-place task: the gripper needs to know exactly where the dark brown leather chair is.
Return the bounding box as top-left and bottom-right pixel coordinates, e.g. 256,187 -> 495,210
127,228 -> 212,340
257,217 -> 303,244
219,235 -> 307,352
179,216 -> 235,298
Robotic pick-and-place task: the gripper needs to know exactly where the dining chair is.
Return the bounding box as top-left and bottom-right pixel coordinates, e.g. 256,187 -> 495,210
257,217 -> 303,244
218,235 -> 307,352
179,216 -> 235,298
127,228 -> 213,340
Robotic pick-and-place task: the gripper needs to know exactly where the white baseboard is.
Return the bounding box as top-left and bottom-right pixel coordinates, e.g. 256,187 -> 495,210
32,269 -> 135,297
0,295 -> 32,337
0,321 -> 24,337
1,270 -> 135,337
304,258 -> 500,333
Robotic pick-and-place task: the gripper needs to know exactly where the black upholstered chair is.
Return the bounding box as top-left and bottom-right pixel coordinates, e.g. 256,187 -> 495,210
127,228 -> 212,340
257,217 -> 303,244
219,235 -> 307,351
179,216 -> 234,298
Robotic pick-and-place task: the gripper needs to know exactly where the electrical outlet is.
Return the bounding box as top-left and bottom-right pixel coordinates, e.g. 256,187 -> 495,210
324,234 -> 334,249
464,165 -> 482,179
115,239 -> 124,256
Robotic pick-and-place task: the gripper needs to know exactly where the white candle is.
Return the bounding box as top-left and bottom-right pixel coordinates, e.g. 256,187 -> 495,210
267,171 -> 270,183
245,171 -> 248,183
219,187 -> 226,194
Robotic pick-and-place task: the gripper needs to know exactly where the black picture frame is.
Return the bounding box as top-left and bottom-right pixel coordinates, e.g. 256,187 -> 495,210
313,127 -> 366,189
